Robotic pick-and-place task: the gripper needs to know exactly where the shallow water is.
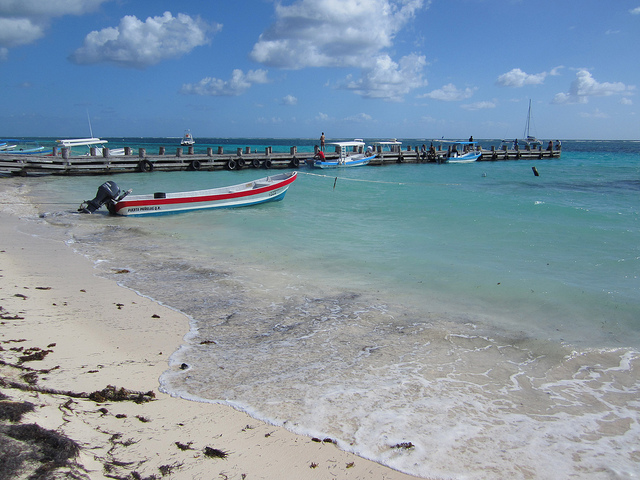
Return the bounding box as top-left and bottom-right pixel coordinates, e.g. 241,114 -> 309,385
8,139 -> 640,478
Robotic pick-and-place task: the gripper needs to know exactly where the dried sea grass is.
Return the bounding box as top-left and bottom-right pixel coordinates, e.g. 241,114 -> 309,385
0,378 -> 155,403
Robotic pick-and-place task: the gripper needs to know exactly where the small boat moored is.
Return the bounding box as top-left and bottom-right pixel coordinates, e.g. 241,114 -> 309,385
432,140 -> 482,163
308,139 -> 375,168
0,139 -> 51,155
57,137 -> 125,156
372,139 -> 403,153
0,141 -> 17,151
446,141 -> 481,163
79,171 -> 297,216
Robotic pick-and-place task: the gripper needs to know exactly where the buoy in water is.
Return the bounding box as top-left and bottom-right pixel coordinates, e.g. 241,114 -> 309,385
532,166 -> 539,177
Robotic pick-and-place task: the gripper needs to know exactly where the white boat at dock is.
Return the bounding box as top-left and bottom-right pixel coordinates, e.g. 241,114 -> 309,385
79,172 -> 298,216
56,137 -> 125,156
372,139 -> 403,153
308,140 -> 375,168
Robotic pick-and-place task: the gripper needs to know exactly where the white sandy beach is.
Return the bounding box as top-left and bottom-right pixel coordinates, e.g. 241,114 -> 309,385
0,181 -> 420,480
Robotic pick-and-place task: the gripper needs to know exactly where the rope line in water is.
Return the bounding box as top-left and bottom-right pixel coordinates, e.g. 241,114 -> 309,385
298,171 -> 460,186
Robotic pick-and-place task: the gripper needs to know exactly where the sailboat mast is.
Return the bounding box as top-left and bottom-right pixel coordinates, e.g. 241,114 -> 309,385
86,110 -> 94,138
524,99 -> 532,139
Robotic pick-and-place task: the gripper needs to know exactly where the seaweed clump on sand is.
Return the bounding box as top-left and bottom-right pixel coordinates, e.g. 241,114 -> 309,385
0,422 -> 83,480
0,400 -> 35,422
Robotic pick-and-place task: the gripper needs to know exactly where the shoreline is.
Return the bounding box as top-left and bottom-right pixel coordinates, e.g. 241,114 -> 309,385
0,184 -> 421,479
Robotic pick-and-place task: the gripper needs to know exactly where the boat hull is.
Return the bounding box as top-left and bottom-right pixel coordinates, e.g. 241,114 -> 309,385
311,154 -> 375,168
446,152 -> 481,163
0,147 -> 53,155
112,171 -> 297,216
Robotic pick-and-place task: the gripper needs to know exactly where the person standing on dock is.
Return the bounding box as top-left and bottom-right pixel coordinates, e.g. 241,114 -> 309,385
320,132 -> 325,152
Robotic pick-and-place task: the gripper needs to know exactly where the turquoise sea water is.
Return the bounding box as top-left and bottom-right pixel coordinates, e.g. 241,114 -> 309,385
7,139 -> 640,478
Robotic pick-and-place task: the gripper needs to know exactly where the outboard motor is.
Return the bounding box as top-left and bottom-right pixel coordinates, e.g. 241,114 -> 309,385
79,181 -> 121,214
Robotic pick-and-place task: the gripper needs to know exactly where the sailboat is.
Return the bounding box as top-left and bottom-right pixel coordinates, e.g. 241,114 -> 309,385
502,100 -> 543,149
522,99 -> 542,147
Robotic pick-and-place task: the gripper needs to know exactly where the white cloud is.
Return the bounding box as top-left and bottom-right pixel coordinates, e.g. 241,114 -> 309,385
552,69 -> 635,104
344,112 -> 372,122
250,0 -> 429,101
257,116 -> 284,124
251,0 -> 427,69
549,66 -> 564,76
342,53 -> 427,101
280,94 -> 298,105
580,109 -> 609,119
496,68 -> 548,87
420,83 -> 476,101
461,101 -> 496,111
0,0 -> 109,57
552,92 -> 585,104
630,6 -> 640,14
181,69 -> 270,96
0,16 -> 44,47
69,12 -> 218,68
621,97 -> 633,105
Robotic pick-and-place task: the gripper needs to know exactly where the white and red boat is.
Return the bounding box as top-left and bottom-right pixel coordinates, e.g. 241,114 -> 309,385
79,172 -> 297,216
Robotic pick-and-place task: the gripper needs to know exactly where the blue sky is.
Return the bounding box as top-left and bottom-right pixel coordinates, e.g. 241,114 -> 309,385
1,0 -> 638,140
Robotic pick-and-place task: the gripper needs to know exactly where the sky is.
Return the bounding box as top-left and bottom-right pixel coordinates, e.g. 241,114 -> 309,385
0,0 -> 638,140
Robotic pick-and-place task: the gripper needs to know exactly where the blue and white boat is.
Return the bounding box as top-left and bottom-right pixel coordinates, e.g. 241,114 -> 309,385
0,139 -> 52,155
445,141 -> 481,163
308,140 -> 375,168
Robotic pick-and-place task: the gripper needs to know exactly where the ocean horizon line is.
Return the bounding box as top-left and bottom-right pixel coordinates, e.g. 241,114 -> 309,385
2,136 -> 639,142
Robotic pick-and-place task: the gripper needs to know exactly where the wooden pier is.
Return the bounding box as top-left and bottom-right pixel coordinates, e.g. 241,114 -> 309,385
0,144 -> 561,177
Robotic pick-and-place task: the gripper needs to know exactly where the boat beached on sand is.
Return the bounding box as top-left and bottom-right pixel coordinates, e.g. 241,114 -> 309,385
79,171 -> 297,216
307,140 -> 376,168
